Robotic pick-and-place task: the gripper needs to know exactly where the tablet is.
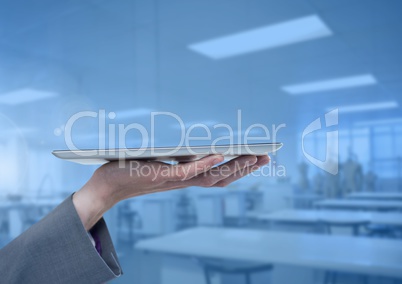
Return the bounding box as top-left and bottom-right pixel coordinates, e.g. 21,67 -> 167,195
52,143 -> 283,165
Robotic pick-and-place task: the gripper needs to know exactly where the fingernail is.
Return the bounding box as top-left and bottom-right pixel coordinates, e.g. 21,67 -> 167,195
251,165 -> 260,172
213,155 -> 224,164
250,156 -> 258,165
261,155 -> 270,164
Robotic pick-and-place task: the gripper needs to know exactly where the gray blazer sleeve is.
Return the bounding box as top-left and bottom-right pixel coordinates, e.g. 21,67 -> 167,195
0,195 -> 122,284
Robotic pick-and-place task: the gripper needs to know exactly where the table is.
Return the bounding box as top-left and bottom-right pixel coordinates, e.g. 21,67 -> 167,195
314,199 -> 402,211
0,199 -> 62,239
250,209 -> 402,234
136,227 -> 402,281
347,192 -> 402,201
284,194 -> 324,209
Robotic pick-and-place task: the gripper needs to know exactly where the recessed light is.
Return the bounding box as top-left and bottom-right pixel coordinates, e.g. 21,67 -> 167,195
355,118 -> 402,127
283,74 -> 377,95
189,15 -> 332,59
327,101 -> 398,113
0,88 -> 58,105
113,108 -> 154,119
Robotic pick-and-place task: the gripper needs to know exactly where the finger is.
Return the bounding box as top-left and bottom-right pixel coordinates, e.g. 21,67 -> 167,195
168,154 -> 224,181
179,155 -> 258,187
213,155 -> 270,187
207,155 -> 257,182
256,155 -> 270,166
163,155 -> 269,190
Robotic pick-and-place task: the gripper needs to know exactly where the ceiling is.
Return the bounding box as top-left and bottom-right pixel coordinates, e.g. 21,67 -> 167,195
0,0 -> 401,148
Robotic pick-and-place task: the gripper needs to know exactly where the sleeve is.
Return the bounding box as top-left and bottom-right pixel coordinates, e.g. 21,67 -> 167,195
0,195 -> 122,284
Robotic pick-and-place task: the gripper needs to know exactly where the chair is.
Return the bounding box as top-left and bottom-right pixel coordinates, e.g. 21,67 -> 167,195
195,258 -> 272,284
318,220 -> 369,284
317,219 -> 369,236
365,224 -> 398,238
21,205 -> 48,231
117,202 -> 141,244
0,210 -> 9,247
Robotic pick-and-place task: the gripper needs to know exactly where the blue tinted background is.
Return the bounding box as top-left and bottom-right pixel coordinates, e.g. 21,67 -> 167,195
0,1 -> 402,284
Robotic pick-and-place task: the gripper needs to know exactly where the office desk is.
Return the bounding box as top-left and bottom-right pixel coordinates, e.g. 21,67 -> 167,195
0,199 -> 62,211
136,227 -> 402,282
0,199 -> 62,239
251,209 -> 402,227
347,192 -> 402,201
314,199 -> 402,211
283,194 -> 324,209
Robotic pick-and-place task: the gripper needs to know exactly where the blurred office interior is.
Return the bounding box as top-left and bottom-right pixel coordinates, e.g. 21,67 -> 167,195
0,0 -> 402,283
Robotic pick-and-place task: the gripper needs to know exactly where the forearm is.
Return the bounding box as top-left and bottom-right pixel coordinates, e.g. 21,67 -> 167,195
72,170 -> 116,231
73,190 -> 107,231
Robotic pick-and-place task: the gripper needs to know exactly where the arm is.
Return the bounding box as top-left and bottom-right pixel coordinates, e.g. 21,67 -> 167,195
0,155 -> 269,283
0,195 -> 121,284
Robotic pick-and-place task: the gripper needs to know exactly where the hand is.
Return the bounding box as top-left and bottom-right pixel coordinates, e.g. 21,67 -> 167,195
73,155 -> 270,230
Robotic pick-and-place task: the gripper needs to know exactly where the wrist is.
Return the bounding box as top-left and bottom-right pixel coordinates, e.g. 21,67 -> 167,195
73,177 -> 114,231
